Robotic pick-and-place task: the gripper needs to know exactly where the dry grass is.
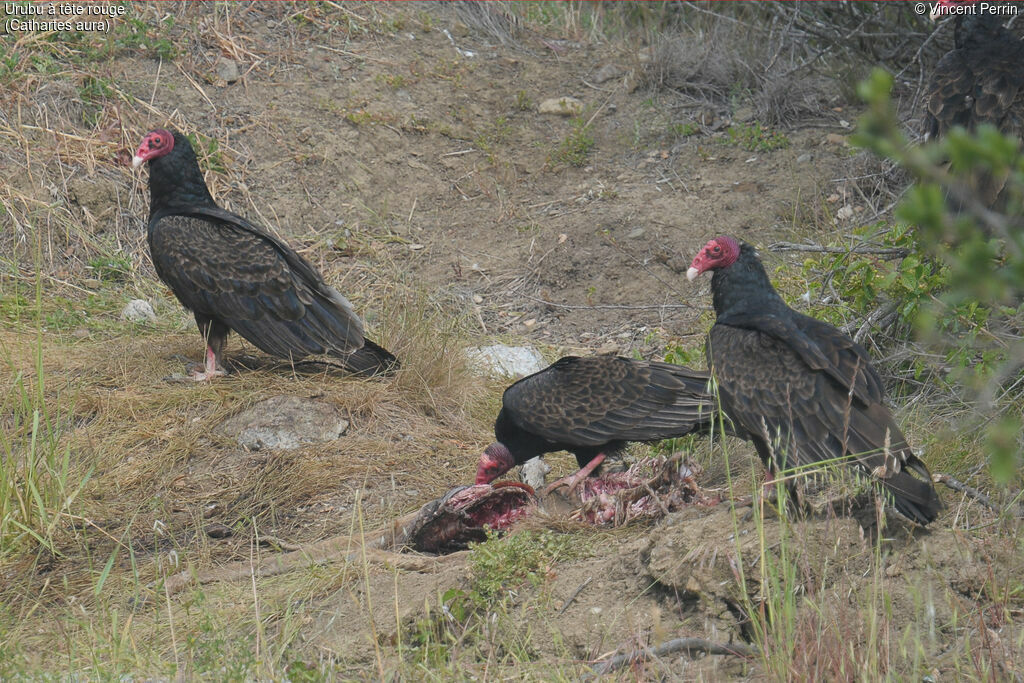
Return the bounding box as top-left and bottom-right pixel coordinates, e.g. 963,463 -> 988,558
0,2 -> 1020,679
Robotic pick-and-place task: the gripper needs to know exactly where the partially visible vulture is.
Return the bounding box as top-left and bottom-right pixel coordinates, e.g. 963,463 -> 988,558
687,236 -> 943,525
132,129 -> 397,379
924,1 -> 1023,142
475,355 -> 720,493
924,1 -> 1023,208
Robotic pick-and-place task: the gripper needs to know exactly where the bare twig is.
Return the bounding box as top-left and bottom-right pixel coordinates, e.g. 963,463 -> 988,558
558,576 -> 593,616
933,473 -> 997,511
522,294 -> 695,312
593,637 -> 757,675
768,241 -> 909,259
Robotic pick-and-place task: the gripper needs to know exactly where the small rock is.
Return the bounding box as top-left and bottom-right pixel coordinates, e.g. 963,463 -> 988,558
558,233 -> 568,244
824,133 -> 848,147
826,193 -> 840,204
68,176 -> 119,225
408,243 -> 425,251
121,299 -> 156,323
593,63 -> 623,84
732,106 -> 755,123
636,47 -> 652,64
206,523 -> 233,539
539,97 -> 583,116
839,119 -> 850,129
627,228 -> 645,239
837,205 -> 855,221
523,318 -> 537,329
215,57 -> 240,84
466,344 -> 546,379
796,153 -> 813,164
216,396 -> 349,451
472,294 -> 483,304
597,343 -> 619,355
666,255 -> 689,274
520,457 -> 551,491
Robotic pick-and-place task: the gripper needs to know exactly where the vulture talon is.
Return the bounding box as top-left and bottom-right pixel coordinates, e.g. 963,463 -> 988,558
540,454 -> 606,498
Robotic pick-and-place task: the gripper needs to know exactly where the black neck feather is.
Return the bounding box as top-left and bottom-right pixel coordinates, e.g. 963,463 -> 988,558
710,242 -> 788,320
954,14 -> 1009,50
147,131 -> 216,217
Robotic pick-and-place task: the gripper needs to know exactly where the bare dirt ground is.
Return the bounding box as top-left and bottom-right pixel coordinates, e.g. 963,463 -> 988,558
1,2 -> 1021,679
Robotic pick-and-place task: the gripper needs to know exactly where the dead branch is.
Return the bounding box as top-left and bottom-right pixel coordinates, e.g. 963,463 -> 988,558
558,576 -> 593,616
768,241 -> 909,259
522,295 -> 696,312
593,637 -> 758,675
933,473 -> 998,511
843,302 -> 899,345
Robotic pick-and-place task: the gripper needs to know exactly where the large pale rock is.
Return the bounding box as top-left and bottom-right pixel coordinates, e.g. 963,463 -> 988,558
520,457 -> 551,490
121,299 -> 156,323
217,396 -> 348,450
539,97 -> 583,116
466,344 -> 546,379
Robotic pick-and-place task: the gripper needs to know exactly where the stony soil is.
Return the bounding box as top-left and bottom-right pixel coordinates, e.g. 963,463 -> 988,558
2,2 -> 1020,679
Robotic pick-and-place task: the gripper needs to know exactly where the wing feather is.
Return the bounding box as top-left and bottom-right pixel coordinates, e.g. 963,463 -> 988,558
502,356 -> 716,447
148,212 -> 364,359
709,324 -> 940,523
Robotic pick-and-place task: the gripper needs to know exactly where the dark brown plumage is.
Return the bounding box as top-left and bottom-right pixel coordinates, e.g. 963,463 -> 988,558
474,355 -> 720,487
924,4 -> 1023,208
924,9 -> 1023,142
688,236 -> 943,525
133,129 -> 397,379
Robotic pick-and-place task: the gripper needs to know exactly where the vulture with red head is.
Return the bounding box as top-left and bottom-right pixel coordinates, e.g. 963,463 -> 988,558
687,236 -> 942,525
133,129 -> 397,379
475,355 -> 720,493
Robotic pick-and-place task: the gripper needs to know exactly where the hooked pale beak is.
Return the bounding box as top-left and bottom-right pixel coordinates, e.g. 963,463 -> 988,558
686,266 -> 700,281
131,155 -> 145,168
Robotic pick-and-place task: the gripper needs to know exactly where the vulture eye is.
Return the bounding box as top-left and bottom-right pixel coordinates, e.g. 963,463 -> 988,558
711,246 -> 722,255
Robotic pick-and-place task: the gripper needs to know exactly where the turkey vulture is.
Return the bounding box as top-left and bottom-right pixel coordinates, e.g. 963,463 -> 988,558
924,2 -> 1023,142
687,236 -> 942,525
132,129 -> 397,379
924,1 -> 1023,208
474,355 -> 720,493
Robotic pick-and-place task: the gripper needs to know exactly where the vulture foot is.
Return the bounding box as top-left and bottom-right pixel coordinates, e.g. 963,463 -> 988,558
541,453 -> 606,497
189,347 -> 226,381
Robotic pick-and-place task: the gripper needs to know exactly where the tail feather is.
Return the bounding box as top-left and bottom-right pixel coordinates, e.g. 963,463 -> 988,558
879,461 -> 943,525
337,337 -> 399,377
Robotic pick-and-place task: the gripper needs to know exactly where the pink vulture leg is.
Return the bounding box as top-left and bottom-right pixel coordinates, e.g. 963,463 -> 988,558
541,453 -> 606,497
190,345 -> 226,381
190,314 -> 228,381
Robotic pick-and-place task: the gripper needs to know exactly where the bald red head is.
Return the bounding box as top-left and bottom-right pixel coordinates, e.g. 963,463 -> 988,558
687,235 -> 740,280
132,129 -> 175,168
475,443 -> 516,485
930,0 -> 973,20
